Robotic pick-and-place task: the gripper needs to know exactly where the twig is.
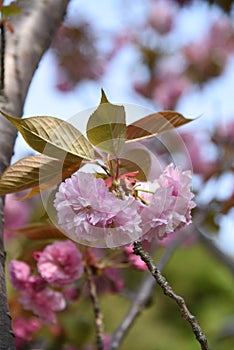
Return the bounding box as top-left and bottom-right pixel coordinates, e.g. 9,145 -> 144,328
0,21 -> 5,91
109,232 -> 185,350
133,241 -> 211,350
85,263 -> 104,350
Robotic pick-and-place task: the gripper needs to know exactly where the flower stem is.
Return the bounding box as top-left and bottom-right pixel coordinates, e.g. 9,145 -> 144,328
133,241 -> 210,350
85,263 -> 104,350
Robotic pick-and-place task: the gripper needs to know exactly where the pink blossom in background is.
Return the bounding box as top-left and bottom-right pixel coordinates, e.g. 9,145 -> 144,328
183,17 -> 234,82
9,260 -> 46,292
209,17 -> 234,53
8,260 -> 31,291
151,72 -> 191,109
63,285 -> 81,302
36,240 -> 84,287
20,286 -> 66,324
9,260 -> 66,324
135,72 -> 191,110
54,172 -> 143,247
124,246 -> 147,270
94,267 -> 124,294
4,194 -> 31,239
139,164 -> 196,241
180,131 -> 216,176
148,0 -> 176,35
13,317 -> 41,350
215,120 -> 234,145
82,248 -> 124,294
184,39 -> 211,69
53,24 -> 105,92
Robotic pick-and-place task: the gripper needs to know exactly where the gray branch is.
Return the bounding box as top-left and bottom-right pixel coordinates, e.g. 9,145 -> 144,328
85,263 -> 104,350
132,241 -> 211,350
0,1 -> 70,349
109,233 -> 185,350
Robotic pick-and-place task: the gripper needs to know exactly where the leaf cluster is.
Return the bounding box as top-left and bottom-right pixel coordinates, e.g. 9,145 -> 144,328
0,90 -> 193,198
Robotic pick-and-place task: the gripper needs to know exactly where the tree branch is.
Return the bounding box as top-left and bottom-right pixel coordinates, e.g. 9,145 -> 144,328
0,2 -> 70,349
109,232 -> 185,350
133,241 -> 210,350
85,264 -> 104,350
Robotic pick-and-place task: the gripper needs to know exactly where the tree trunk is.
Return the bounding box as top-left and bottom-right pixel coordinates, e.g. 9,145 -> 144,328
0,1 -> 70,349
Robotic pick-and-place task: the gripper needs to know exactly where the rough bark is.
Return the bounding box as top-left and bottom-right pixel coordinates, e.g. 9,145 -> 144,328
0,1 -> 70,349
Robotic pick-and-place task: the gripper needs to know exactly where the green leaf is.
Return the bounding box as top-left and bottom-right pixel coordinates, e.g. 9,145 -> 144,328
119,148 -> 151,181
2,3 -> 21,18
126,111 -> 193,142
13,223 -> 66,240
0,154 -> 81,196
86,90 -> 126,156
0,111 -> 95,163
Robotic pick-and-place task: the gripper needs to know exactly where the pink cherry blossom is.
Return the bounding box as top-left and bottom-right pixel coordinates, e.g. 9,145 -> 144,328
4,194 -> 31,239
180,131 -> 216,176
151,73 -> 191,110
36,240 -> 84,287
139,164 -> 196,241
9,260 -> 66,324
63,285 -> 81,302
135,72 -> 191,110
20,286 -> 66,324
215,120 -> 234,145
183,17 -> 234,82
148,0 -> 176,35
93,267 -> 124,294
54,172 -> 143,248
53,24 -> 105,92
8,260 -> 31,290
13,317 -> 41,350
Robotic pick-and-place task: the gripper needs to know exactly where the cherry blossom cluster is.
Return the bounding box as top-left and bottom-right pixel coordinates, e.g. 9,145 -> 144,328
8,162 -> 196,345
54,163 -> 195,248
9,240 -> 83,324
9,240 -> 146,330
13,317 -> 41,350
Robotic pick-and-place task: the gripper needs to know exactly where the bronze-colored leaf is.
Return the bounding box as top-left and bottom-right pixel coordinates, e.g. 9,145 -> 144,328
126,111 -> 193,142
0,154 -> 81,196
1,111 -> 94,163
13,223 -> 66,240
